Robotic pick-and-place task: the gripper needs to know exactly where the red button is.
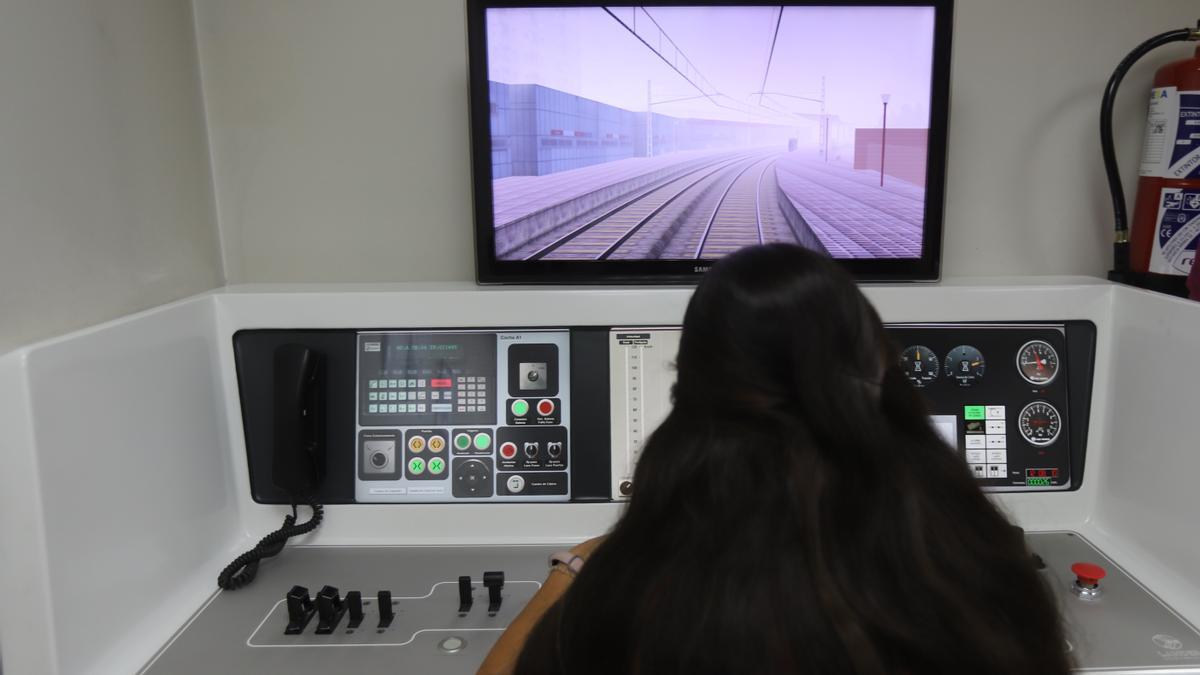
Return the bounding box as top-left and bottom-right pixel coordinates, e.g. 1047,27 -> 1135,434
537,399 -> 555,416
1071,562 -> 1106,587
431,379 -> 452,388
499,442 -> 518,459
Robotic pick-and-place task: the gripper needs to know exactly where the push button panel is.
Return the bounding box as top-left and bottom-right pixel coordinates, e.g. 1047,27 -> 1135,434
495,427 -> 568,472
355,329 -> 571,503
506,397 -> 561,426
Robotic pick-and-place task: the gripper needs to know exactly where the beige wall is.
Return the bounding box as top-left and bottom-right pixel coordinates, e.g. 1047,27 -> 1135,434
192,0 -> 1200,283
0,0 -> 223,355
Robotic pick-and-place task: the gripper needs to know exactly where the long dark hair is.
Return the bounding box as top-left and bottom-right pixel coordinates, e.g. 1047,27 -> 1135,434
516,244 -> 1070,674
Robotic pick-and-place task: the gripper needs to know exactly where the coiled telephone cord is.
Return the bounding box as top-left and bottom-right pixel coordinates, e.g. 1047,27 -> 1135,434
217,499 -> 324,590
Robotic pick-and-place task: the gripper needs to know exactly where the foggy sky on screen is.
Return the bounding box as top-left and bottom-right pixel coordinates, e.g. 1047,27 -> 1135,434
486,6 -> 935,131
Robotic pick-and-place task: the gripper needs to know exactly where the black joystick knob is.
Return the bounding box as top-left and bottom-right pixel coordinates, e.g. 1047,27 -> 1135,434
284,585 -> 316,635
314,585 -> 346,634
483,571 -> 505,615
458,575 -> 474,614
346,590 -> 364,628
377,590 -> 394,628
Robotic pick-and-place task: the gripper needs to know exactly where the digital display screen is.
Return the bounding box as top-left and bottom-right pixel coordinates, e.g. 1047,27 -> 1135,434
930,414 -> 957,448
474,3 -> 946,277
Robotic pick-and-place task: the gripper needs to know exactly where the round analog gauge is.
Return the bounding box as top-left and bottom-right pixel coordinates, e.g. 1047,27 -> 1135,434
1018,401 -> 1062,446
944,345 -> 986,387
1016,340 -> 1059,386
899,346 -> 939,387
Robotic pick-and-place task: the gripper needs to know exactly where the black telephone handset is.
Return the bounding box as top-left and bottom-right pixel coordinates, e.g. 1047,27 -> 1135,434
218,344 -> 327,590
272,344 -> 326,495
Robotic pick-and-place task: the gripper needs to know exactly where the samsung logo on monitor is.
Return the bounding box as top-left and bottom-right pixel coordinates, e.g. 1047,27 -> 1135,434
693,266 -> 711,273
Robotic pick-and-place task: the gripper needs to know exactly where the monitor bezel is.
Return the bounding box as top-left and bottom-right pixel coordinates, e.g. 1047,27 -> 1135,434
467,0 -> 954,284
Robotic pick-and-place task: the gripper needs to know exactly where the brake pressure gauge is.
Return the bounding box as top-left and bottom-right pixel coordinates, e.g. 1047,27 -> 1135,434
1017,340 -> 1059,386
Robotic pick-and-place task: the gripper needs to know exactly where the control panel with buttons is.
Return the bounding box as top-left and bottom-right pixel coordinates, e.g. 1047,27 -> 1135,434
890,324 -> 1079,491
608,323 -> 1093,498
235,321 -> 1092,505
354,330 -> 571,503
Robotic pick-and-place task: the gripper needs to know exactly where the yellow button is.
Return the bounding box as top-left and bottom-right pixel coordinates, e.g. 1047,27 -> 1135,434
408,436 -> 426,453
428,435 -> 445,453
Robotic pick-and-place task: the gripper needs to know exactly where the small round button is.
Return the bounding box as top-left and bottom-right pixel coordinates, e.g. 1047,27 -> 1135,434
499,441 -> 518,459
370,452 -> 389,468
506,475 -> 526,493
438,636 -> 465,653
408,436 -> 425,453
428,435 -> 446,453
511,399 -> 529,417
473,432 -> 492,451
428,457 -> 446,475
407,457 -> 426,475
454,433 -> 471,451
537,399 -> 555,416
1071,562 -> 1106,587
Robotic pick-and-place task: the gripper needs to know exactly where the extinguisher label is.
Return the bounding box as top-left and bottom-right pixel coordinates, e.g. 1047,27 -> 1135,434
1150,188 -> 1200,275
1139,87 -> 1200,179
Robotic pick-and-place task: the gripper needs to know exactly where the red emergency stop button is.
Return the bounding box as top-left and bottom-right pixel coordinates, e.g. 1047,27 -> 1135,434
1071,562 -> 1106,587
537,399 -> 555,416
499,441 -> 518,459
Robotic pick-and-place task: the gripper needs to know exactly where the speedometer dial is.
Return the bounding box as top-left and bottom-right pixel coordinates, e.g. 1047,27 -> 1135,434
1016,340 -> 1059,386
1018,401 -> 1061,446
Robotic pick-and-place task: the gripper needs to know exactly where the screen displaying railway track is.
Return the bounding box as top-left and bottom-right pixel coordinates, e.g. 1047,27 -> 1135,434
479,4 -> 939,264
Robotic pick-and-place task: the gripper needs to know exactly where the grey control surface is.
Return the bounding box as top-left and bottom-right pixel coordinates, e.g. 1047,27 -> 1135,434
144,535 -> 1200,674
140,545 -> 557,675
1030,532 -> 1200,672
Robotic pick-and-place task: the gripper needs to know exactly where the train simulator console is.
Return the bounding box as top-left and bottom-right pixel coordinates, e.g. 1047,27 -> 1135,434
134,320 -> 1200,674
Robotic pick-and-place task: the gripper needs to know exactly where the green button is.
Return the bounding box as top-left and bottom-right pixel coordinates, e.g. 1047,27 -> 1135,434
511,399 -> 529,416
428,457 -> 446,475
407,457 -> 426,475
474,432 -> 492,451
964,405 -> 986,420
454,433 -> 471,450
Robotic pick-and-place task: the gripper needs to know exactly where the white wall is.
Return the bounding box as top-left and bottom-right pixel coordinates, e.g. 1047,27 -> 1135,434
0,0 -> 223,355
192,0 -> 1200,284
193,0 -> 477,283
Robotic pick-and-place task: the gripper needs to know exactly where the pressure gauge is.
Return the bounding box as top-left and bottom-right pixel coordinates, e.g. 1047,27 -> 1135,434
1018,401 -> 1061,446
944,345 -> 986,387
899,346 -> 939,387
1017,340 -> 1059,386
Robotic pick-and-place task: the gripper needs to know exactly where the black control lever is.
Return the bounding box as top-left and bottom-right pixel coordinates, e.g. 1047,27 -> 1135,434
314,585 -> 346,634
377,590 -> 394,628
345,590 -> 364,629
483,571 -> 505,615
458,576 -> 474,614
284,585 -> 316,634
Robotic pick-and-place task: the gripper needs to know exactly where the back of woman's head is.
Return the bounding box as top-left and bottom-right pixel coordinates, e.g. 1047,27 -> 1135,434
517,244 -> 1070,675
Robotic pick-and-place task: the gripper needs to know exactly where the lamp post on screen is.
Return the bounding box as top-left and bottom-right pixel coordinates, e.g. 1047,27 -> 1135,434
879,93 -> 890,186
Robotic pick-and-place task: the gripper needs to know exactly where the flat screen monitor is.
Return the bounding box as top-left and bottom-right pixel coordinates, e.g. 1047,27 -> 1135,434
467,1 -> 953,283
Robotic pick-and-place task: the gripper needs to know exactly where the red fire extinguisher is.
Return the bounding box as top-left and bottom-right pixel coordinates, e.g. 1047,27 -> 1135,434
1102,23 -> 1200,296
